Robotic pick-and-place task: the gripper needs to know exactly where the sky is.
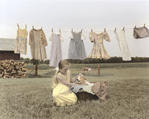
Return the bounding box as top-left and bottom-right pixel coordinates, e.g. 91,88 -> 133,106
0,0 -> 149,60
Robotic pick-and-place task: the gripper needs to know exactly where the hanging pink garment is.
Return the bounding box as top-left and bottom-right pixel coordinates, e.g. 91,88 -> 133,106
49,32 -> 64,67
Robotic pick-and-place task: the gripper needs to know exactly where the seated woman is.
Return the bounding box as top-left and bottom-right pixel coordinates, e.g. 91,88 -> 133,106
52,60 -> 83,106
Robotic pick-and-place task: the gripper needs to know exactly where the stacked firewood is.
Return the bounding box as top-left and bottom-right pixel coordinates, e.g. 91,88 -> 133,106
0,59 -> 27,78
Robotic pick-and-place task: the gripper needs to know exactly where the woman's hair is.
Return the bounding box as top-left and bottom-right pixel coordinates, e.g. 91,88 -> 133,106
51,60 -> 70,89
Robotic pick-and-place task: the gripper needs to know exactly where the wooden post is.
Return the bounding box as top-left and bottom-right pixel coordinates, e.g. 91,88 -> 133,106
98,65 -> 100,75
88,69 -> 90,75
79,69 -> 80,74
82,65 -> 84,73
35,63 -> 38,76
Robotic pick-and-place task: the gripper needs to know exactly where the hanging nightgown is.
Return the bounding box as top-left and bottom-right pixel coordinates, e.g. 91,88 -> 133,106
114,30 -> 131,61
29,28 -> 48,60
49,32 -> 64,67
52,70 -> 78,106
88,31 -> 110,59
68,31 -> 87,60
14,27 -> 28,54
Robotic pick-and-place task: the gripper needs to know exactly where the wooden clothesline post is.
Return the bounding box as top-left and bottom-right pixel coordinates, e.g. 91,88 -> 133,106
78,68 -> 79,74
98,65 -> 100,75
35,63 -> 38,76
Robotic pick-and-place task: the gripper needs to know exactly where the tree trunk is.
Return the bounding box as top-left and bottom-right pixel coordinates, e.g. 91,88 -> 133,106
98,65 -> 100,75
35,63 -> 38,76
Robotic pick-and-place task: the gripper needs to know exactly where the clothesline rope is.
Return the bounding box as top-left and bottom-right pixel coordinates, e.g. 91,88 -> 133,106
0,21 -> 149,32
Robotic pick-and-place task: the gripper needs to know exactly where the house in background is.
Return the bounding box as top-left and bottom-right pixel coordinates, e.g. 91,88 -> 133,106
0,38 -> 20,60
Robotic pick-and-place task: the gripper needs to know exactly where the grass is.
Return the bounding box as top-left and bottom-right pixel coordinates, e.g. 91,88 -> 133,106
0,65 -> 149,119
25,63 -> 55,70
25,62 -> 149,78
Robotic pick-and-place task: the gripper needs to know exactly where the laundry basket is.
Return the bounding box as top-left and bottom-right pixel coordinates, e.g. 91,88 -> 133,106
76,82 -> 99,101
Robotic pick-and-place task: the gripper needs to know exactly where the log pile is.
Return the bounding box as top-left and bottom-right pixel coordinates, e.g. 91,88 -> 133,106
0,59 -> 27,79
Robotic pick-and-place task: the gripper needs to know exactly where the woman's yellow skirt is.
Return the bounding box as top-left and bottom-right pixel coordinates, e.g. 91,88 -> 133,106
52,83 -> 78,106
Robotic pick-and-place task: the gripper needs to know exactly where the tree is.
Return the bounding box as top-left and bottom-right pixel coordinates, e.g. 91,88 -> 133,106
24,58 -> 30,65
20,57 -> 24,60
40,60 -> 44,64
30,59 -> 40,76
45,60 -> 50,64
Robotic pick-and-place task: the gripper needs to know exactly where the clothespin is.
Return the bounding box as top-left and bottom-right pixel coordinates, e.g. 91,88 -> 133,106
81,29 -> 83,33
123,27 -> 125,30
114,28 -> 116,32
25,24 -> 27,29
104,28 -> 106,32
91,29 -> 93,32
32,26 -> 34,29
59,29 -> 61,32
52,28 -> 53,32
17,23 -> 19,27
144,24 -> 145,27
71,29 -> 73,32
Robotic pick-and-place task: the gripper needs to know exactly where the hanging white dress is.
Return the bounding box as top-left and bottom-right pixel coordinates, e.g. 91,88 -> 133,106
114,30 -> 131,61
49,32 -> 64,67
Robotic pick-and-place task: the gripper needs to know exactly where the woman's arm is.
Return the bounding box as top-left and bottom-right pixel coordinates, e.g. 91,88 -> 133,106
57,75 -> 78,87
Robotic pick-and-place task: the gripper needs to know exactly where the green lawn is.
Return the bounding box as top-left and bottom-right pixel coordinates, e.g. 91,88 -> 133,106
25,62 -> 149,78
0,64 -> 149,119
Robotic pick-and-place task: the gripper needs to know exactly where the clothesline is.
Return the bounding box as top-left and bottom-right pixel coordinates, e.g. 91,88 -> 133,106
0,21 -> 149,32
1,21 -> 149,67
